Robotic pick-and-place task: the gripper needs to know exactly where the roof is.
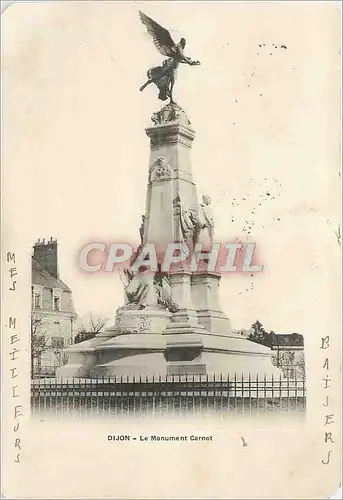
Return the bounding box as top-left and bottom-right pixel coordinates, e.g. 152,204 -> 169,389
32,258 -> 71,291
273,333 -> 304,347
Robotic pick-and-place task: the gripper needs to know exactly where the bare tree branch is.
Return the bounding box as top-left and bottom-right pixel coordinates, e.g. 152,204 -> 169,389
74,313 -> 109,344
53,349 -> 69,367
31,312 -> 51,377
31,312 -> 49,357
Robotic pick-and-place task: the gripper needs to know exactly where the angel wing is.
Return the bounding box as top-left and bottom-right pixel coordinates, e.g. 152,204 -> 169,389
139,11 -> 177,57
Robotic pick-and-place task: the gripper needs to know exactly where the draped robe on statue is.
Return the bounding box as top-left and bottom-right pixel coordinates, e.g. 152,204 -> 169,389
195,199 -> 214,252
147,58 -> 179,101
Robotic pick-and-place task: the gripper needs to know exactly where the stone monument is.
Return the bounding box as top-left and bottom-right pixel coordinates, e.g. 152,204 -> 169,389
57,101 -> 281,379
56,11 -> 281,379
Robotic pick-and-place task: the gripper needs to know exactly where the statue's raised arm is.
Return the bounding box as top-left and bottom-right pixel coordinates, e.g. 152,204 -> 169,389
139,11 -> 200,103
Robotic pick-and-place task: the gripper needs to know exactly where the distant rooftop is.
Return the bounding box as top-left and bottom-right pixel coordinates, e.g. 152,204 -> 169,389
273,333 -> 304,347
32,257 -> 71,291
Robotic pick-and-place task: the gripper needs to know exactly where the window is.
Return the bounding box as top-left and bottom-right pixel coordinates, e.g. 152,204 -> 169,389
53,296 -> 60,311
34,293 -> 41,308
51,337 -> 64,349
32,285 -> 43,309
52,288 -> 62,311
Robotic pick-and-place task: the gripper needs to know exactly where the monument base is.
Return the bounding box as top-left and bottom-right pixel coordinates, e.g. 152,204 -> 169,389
56,306 -> 172,378
197,309 -> 232,335
57,329 -> 281,379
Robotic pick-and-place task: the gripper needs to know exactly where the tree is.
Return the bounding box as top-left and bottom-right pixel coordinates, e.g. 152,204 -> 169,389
248,321 -> 277,348
74,313 -> 109,344
296,352 -> 306,378
248,320 -> 269,346
54,349 -> 69,367
31,312 -> 49,376
281,350 -> 296,378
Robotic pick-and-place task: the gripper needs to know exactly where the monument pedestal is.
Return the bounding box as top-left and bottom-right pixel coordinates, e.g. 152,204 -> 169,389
191,272 -> 232,335
57,103 -> 281,380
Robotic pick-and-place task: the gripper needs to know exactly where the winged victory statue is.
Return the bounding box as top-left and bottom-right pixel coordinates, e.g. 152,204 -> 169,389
139,11 -> 200,103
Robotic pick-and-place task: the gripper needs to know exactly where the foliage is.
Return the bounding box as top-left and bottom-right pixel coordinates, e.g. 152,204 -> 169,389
74,313 -> 109,344
74,331 -> 97,344
31,312 -> 50,375
248,321 -> 306,378
54,350 -> 69,366
296,352 -> 306,378
248,320 -> 275,348
31,313 -> 49,355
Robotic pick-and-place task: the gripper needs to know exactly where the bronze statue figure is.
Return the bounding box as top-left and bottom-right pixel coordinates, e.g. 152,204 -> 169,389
139,11 -> 200,103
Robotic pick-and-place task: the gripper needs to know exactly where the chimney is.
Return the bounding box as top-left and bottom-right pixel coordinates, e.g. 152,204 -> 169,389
33,237 -> 58,278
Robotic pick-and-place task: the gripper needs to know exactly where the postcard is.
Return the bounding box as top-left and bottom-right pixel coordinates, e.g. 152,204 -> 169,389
1,1 -> 341,498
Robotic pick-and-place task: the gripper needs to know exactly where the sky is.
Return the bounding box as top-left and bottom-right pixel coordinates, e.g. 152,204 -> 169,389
2,1 -> 341,334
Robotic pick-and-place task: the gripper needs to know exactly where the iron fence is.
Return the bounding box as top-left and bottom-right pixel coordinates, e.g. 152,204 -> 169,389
31,374 -> 306,418
33,366 -> 59,378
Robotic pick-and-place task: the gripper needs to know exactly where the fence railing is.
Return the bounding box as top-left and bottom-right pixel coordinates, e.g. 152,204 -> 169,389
31,374 -> 306,418
32,366 -> 59,378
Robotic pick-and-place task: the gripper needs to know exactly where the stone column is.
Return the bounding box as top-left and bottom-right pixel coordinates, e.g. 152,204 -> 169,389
163,269 -> 207,375
168,270 -> 198,324
144,103 -> 198,259
191,272 -> 232,335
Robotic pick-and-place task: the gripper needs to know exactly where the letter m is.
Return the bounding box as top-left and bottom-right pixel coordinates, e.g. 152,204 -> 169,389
7,252 -> 15,263
9,317 -> 16,329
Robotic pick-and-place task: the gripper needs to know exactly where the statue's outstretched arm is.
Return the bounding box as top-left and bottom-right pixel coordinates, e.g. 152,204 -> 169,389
180,57 -> 200,65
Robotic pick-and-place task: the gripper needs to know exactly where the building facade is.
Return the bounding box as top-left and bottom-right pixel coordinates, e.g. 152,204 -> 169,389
271,333 -> 305,378
31,238 -> 77,376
